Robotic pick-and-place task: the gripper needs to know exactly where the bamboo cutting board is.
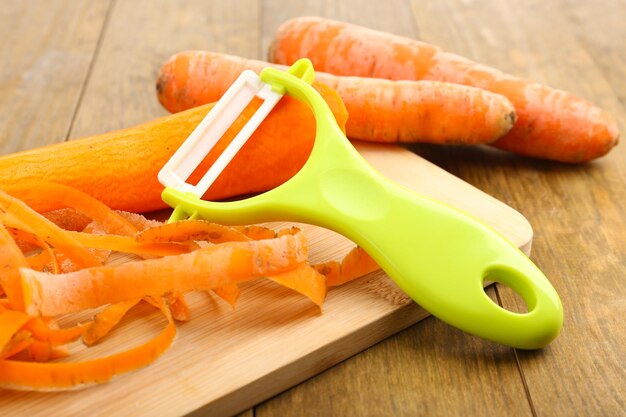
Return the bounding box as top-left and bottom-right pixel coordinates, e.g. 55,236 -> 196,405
0,143 -> 533,416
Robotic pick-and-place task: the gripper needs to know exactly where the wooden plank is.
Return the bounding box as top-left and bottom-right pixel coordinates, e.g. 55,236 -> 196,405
411,1 -> 626,416
68,0 -> 260,138
256,287 -> 531,417
258,2 -> 533,416
0,0 -> 110,153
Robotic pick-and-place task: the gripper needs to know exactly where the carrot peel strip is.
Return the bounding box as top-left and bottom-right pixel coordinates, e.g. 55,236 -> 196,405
1,330 -> 33,360
3,182 -> 138,236
0,225 -> 30,310
24,318 -> 86,345
136,219 -> 250,244
0,190 -> 101,269
82,299 -> 142,346
269,264 -> 327,308
0,299 -> 175,391
21,231 -> 309,316
212,284 -> 241,308
165,293 -> 190,321
0,310 -> 32,352
314,246 -> 380,287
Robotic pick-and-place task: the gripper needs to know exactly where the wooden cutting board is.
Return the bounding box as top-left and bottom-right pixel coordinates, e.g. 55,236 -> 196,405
0,143 -> 533,416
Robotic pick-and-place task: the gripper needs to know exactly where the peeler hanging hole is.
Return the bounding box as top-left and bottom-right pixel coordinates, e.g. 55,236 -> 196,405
483,281 -> 529,313
482,265 -> 537,314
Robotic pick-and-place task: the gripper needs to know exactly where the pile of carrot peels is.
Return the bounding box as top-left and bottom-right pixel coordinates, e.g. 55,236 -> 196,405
0,181 -> 378,391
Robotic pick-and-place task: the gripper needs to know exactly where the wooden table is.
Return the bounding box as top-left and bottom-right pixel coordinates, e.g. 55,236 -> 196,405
0,1 -> 623,416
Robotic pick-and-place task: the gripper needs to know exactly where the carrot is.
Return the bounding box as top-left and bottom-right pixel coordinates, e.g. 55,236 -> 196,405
212,283 -> 241,308
268,263 -> 327,308
136,219 -> 250,244
0,223 -> 31,310
1,330 -> 32,360
23,318 -> 86,346
67,231 -> 196,257
21,230 -> 309,316
0,310 -> 32,352
3,182 -> 138,236
164,292 -> 190,321
157,51 -> 516,145
314,246 -> 380,287
0,190 -> 101,270
82,299 -> 141,346
0,84 -> 347,214
269,16 -> 620,162
42,208 -> 92,232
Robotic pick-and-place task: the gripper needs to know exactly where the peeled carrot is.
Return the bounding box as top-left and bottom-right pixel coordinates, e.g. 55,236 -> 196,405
157,51 -> 516,145
269,16 -> 620,162
0,84 -> 347,214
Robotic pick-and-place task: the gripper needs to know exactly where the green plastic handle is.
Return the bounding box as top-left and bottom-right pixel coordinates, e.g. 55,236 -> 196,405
163,60 -> 563,349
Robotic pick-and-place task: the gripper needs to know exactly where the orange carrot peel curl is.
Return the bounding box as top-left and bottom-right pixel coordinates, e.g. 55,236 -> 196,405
21,230 -> 310,316
0,298 -> 175,391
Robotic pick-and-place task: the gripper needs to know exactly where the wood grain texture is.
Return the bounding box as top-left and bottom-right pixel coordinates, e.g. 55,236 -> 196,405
69,0 -> 260,137
0,0 -> 110,153
0,0 -> 624,416
410,1 -> 626,416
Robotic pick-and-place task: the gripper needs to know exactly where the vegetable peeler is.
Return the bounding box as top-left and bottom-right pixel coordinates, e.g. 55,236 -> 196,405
158,59 -> 563,349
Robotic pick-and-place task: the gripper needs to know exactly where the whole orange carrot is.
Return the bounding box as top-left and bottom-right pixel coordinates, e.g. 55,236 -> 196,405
269,17 -> 619,162
0,83 -> 347,213
157,51 -> 516,145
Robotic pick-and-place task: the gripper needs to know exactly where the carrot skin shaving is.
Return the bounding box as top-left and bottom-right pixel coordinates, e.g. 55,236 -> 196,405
22,231 -> 309,316
3,182 -> 138,235
0,310 -> 32,352
24,318 -> 86,345
136,219 -> 249,244
82,299 -> 141,346
165,293 -> 190,321
5,226 -> 60,273
43,208 -> 92,232
68,231 -> 195,256
234,225 -> 277,240
0,300 -> 176,391
315,246 -> 380,287
0,190 -> 101,269
1,330 -> 33,360
0,225 -> 31,310
269,263 -> 327,308
212,284 -> 241,308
